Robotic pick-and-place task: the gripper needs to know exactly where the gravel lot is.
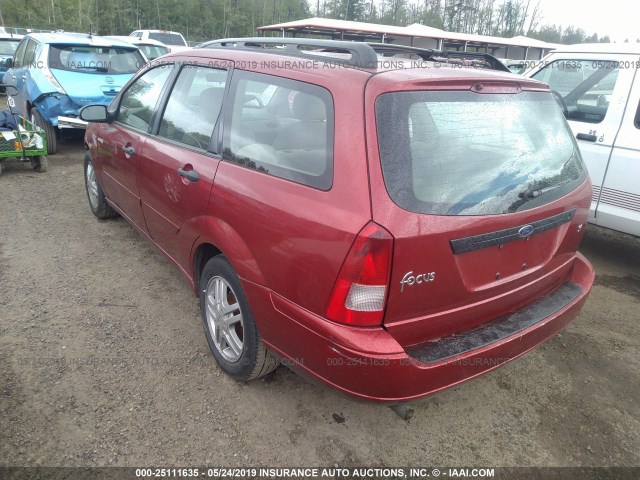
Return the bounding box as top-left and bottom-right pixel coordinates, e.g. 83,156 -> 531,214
1,132 -> 639,469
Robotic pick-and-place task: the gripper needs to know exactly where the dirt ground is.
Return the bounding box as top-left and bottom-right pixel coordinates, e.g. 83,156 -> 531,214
0,133 -> 639,469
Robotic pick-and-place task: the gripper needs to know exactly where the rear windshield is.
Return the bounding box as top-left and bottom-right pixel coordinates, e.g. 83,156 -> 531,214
148,33 -> 186,46
0,39 -> 20,55
48,45 -> 145,74
376,90 -> 586,215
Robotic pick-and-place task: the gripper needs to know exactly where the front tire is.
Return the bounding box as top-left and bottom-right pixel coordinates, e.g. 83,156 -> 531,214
200,255 -> 278,381
30,107 -> 57,155
31,155 -> 48,173
84,154 -> 117,219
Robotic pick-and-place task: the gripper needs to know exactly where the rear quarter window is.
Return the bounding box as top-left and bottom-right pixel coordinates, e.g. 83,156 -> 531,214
376,90 -> 586,215
223,71 -> 334,190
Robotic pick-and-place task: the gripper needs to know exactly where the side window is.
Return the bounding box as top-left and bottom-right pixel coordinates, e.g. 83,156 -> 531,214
13,39 -> 29,68
116,66 -> 173,131
23,40 -> 38,67
158,66 -> 227,149
224,71 -> 334,190
531,59 -> 620,124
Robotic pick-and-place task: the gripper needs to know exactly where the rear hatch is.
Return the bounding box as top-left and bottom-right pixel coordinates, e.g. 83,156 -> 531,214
366,73 -> 591,348
48,44 -> 145,106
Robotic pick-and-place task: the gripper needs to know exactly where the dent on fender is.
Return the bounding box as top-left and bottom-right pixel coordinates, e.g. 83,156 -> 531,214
34,93 -> 79,125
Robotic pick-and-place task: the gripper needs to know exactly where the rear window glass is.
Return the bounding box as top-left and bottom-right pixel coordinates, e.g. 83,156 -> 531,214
148,33 -> 186,46
48,45 -> 145,74
0,39 -> 20,55
159,66 -> 228,149
376,90 -> 586,215
224,71 -> 334,190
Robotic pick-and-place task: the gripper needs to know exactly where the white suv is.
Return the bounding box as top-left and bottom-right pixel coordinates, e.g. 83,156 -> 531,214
526,43 -> 640,237
129,30 -> 190,53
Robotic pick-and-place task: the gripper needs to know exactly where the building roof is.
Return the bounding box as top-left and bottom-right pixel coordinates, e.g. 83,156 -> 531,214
549,42 -> 640,54
258,17 -> 561,50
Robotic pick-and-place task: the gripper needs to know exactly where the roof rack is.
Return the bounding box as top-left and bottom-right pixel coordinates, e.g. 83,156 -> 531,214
196,37 -> 379,68
367,43 -> 510,72
196,37 -> 510,72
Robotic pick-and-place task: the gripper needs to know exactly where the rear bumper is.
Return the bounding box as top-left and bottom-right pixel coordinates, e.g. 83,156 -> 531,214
248,252 -> 594,403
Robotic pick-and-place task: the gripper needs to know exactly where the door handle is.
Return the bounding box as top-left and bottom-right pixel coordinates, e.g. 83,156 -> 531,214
177,167 -> 200,182
121,145 -> 135,155
21,75 -> 26,80
576,133 -> 597,142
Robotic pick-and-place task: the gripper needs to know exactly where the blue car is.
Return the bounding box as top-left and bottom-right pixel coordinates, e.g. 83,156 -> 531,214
3,32 -> 146,154
0,34 -> 23,88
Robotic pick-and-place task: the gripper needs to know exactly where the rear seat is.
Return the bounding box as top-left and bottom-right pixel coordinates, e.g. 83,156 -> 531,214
271,93 -> 328,176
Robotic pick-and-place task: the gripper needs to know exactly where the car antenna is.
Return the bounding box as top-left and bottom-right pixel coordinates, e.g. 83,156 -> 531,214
88,23 -> 93,39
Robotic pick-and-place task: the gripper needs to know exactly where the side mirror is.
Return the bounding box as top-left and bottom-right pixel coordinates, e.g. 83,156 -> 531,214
79,105 -> 110,123
596,94 -> 610,108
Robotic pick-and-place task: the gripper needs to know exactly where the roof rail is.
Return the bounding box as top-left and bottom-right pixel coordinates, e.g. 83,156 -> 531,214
196,37 -> 379,68
368,43 -> 510,72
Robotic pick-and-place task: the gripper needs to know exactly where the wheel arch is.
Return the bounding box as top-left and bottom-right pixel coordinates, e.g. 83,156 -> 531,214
192,242 -> 223,297
190,219 -> 266,297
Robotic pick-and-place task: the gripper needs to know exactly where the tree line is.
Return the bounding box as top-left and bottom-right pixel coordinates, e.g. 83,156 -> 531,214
1,0 -> 636,45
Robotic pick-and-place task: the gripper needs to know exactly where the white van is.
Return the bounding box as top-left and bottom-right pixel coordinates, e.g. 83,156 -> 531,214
526,44 -> 640,237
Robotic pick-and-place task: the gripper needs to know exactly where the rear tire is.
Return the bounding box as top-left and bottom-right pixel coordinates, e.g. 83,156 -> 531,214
30,107 -> 57,155
84,154 -> 117,219
200,255 -> 278,381
31,155 -> 48,173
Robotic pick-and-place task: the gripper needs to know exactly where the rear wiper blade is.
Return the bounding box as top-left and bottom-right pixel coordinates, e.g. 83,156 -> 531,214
518,178 -> 574,200
75,66 -> 109,73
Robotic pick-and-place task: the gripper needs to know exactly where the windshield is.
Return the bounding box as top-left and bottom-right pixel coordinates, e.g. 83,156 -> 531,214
0,39 -> 20,55
48,44 -> 145,74
376,90 -> 586,216
531,59 -> 620,124
148,32 -> 186,46
139,44 -> 169,60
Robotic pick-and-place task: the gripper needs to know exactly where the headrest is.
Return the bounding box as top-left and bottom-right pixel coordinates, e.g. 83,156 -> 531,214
66,51 -> 95,69
291,92 -> 326,121
200,87 -> 225,103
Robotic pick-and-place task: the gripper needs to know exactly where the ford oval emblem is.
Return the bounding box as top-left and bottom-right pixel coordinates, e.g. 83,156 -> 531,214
518,224 -> 535,238
105,76 -> 114,84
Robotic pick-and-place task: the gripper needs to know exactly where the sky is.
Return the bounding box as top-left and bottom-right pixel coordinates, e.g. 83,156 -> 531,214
535,0 -> 638,42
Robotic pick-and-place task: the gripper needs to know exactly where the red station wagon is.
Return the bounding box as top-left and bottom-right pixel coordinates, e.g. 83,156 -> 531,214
80,38 -> 595,402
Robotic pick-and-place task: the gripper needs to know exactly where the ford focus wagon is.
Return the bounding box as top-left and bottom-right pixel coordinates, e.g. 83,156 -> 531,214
80,38 -> 594,402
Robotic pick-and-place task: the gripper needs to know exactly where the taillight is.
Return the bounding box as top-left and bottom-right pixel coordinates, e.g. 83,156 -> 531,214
42,67 -> 66,95
326,222 -> 393,327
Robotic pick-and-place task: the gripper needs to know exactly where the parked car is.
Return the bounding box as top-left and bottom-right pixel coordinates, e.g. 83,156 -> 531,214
0,34 -> 23,89
105,36 -> 170,61
79,38 -> 594,402
526,43 -> 640,237
3,32 -> 146,154
129,30 -> 190,53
